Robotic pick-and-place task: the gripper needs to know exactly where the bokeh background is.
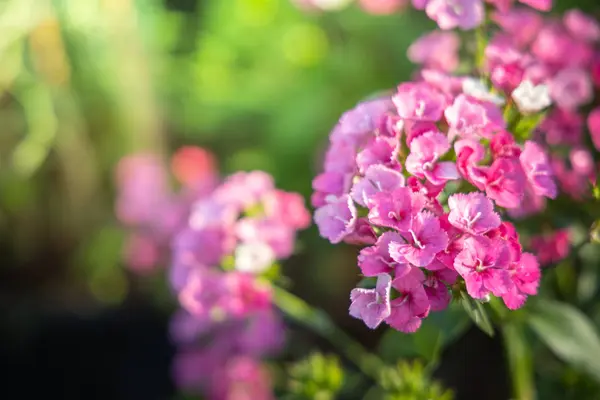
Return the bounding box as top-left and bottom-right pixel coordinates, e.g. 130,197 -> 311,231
1,0 -> 599,399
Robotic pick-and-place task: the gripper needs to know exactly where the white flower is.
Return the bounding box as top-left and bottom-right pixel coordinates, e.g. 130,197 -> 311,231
511,80 -> 552,114
234,242 -> 275,274
462,78 -> 505,105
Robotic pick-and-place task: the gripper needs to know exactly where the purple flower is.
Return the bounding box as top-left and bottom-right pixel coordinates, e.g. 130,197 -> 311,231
447,193 -> 501,235
356,136 -> 400,174
331,98 -> 394,146
405,131 -> 459,185
314,194 -> 357,244
408,31 -> 461,72
454,236 -> 512,299
349,273 -> 393,329
389,211 -> 449,267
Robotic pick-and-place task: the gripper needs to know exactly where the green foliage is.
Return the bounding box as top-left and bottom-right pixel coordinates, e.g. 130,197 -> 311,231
286,353 -> 344,400
459,291 -> 494,337
528,299 -> 600,383
367,361 -> 453,400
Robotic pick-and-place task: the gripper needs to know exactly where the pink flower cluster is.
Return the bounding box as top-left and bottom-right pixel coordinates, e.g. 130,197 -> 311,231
115,147 -> 218,274
313,82 -> 552,331
117,152 -> 310,398
170,170 -> 310,397
292,0 -> 408,15
487,7 -> 600,199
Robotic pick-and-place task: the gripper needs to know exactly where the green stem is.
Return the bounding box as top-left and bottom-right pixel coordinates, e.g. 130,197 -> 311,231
273,286 -> 386,382
503,323 -> 536,400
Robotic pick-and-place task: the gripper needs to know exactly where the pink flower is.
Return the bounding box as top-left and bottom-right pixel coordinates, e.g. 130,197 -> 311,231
549,68 -> 593,110
424,268 -> 457,311
587,107 -> 600,151
359,0 -> 408,14
349,273 -> 393,329
519,141 -> 557,199
538,108 -> 583,146
122,233 -> 161,274
519,0 -> 551,11
115,154 -> 170,227
263,190 -> 311,230
212,357 -> 274,400
447,193 -> 501,235
502,253 -> 541,310
351,165 -> 406,207
386,269 -> 430,333
344,218 -> 378,245
356,136 -> 400,174
174,226 -> 236,267
482,157 -> 526,208
368,187 -> 426,231
454,236 -> 512,299
564,9 -> 600,42
405,131 -> 459,185
425,0 -> 484,30
389,211 -> 449,267
312,171 -> 350,207
408,31 -> 461,72
392,82 -> 446,121
314,194 -> 357,244
445,94 -> 505,140
359,232 -> 409,276
171,146 -> 218,190
492,8 -> 543,47
490,130 -> 521,160
331,98 -> 394,147
455,139 -> 486,184
530,230 -> 571,266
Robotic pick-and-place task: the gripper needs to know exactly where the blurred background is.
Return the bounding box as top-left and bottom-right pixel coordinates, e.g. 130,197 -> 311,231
0,0 -> 599,399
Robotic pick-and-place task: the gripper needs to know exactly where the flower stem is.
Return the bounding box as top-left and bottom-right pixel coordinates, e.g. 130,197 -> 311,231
273,286 -> 386,382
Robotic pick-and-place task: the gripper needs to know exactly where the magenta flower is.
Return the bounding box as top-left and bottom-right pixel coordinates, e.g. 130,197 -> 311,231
447,193 -> 501,235
351,164 -> 406,207
519,141 -> 557,199
549,68 -> 593,110
408,31 -> 461,72
424,268 -> 457,311
386,269 -> 430,333
425,0 -> 484,31
349,273 -> 393,329
405,131 -> 459,185
538,108 -> 583,146
454,236 -> 512,299
587,107 -> 600,151
530,230 -> 571,266
368,187 -> 426,231
314,194 -> 357,244
482,157 -> 526,209
445,94 -> 505,140
358,232 -> 409,276
502,253 -> 541,310
392,82 -> 446,121
389,211 -> 449,267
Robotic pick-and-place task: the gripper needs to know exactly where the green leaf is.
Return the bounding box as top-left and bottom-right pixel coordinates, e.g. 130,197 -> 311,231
460,292 -> 494,337
528,299 -> 600,382
503,322 -> 535,400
